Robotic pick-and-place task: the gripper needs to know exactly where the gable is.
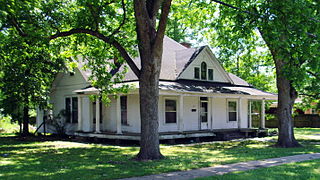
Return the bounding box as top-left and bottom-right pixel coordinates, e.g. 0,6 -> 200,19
178,46 -> 233,84
51,67 -> 89,91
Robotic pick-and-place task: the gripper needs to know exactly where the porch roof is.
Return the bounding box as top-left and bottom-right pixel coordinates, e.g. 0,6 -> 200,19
73,80 -> 277,100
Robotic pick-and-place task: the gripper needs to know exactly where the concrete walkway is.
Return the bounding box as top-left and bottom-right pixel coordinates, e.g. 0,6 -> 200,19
121,153 -> 320,180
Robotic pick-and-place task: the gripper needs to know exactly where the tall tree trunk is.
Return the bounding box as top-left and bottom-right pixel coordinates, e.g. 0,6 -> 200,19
136,56 -> 163,160
274,58 -> 301,147
133,0 -> 172,160
22,105 -> 29,136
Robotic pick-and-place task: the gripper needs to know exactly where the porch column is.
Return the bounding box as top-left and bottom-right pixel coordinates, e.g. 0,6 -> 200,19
248,100 -> 252,128
238,98 -> 242,128
260,99 -> 266,129
178,95 -> 184,132
77,96 -> 82,131
116,97 -> 122,134
36,107 -> 44,132
95,99 -> 100,133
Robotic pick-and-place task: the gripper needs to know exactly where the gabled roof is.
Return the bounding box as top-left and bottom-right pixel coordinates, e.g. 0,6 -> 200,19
74,36 -> 252,87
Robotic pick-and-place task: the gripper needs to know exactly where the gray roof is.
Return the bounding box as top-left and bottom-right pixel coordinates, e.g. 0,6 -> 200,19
74,80 -> 277,99
77,36 -> 253,88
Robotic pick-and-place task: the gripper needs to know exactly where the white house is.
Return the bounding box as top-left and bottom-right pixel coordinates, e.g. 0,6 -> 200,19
36,36 -> 277,141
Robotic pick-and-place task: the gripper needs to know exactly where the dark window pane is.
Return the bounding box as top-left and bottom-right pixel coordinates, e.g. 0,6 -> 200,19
194,67 -> 200,79
99,101 -> 103,123
200,97 -> 208,101
201,62 -> 207,80
72,97 -> 78,123
228,101 -> 237,112
92,102 -> 96,124
121,96 -> 127,125
208,69 -> 213,80
229,112 -> 237,121
165,100 -> 176,111
165,112 -> 177,123
65,98 -> 71,123
201,114 -> 208,122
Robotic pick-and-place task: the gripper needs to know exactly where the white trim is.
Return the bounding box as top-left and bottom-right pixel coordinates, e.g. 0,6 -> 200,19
226,99 -> 238,123
77,96 -> 82,131
163,97 -> 178,125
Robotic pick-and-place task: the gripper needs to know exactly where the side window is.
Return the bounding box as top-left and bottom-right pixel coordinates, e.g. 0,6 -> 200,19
165,99 -> 177,123
208,69 -> 213,81
194,67 -> 200,79
201,62 -> 207,80
65,97 -> 78,123
228,101 -> 237,121
65,97 -> 71,123
121,96 -> 128,125
72,97 -> 78,123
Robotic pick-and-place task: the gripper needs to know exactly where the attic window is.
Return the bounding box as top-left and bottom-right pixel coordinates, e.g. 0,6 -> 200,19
208,69 -> 213,81
201,62 -> 207,80
70,72 -> 75,76
194,67 -> 200,79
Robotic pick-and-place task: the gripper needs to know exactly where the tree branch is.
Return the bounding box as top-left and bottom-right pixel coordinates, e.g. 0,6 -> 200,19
307,70 -> 320,80
109,0 -> 127,37
50,28 -> 140,78
153,0 -> 172,50
6,14 -> 27,37
211,0 -> 258,16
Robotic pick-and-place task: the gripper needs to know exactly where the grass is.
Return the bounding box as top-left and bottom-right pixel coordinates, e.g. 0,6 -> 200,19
197,159 -> 320,180
0,128 -> 320,179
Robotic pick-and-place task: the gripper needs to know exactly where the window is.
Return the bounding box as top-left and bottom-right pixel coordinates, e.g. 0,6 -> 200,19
65,97 -> 78,123
92,100 -> 103,124
194,67 -> 200,79
165,99 -> 177,123
228,101 -> 237,121
121,96 -> 128,125
200,101 -> 208,122
208,69 -> 213,81
201,62 -> 207,80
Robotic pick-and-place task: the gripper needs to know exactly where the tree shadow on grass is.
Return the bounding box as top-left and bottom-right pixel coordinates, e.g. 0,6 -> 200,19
1,137 -> 320,180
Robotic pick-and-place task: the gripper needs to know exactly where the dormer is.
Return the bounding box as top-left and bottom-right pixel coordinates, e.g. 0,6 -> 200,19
177,46 -> 233,84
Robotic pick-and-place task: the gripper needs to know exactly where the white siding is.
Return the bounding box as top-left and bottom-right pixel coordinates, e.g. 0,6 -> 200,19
182,96 -> 199,131
239,98 -> 249,128
49,68 -> 89,134
122,94 -> 141,133
178,49 -> 230,83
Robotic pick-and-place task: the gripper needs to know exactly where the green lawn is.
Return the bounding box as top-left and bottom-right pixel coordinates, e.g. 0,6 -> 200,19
0,128 -> 319,180
197,159 -> 320,180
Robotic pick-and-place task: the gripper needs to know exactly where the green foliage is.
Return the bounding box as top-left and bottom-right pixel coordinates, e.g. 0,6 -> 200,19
0,115 -> 19,133
0,0 -> 138,104
0,29 -> 64,125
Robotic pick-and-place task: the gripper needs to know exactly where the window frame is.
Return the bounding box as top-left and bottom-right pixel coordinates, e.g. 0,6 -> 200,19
227,99 -> 238,122
65,96 -> 78,124
164,98 -> 178,124
194,67 -> 200,79
120,96 -> 128,125
201,62 -> 207,80
208,68 -> 214,81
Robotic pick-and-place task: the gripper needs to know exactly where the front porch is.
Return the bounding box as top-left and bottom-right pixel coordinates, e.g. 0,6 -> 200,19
74,128 -> 268,141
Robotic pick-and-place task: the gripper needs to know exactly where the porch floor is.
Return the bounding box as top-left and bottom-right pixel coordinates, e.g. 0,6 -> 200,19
74,128 -> 267,141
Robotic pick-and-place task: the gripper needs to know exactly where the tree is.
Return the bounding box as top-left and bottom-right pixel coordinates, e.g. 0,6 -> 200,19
1,0 -> 172,159
0,33 -> 63,135
205,0 -> 320,147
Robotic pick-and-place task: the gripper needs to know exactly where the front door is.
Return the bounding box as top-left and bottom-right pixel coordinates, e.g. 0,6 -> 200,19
200,97 -> 209,130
